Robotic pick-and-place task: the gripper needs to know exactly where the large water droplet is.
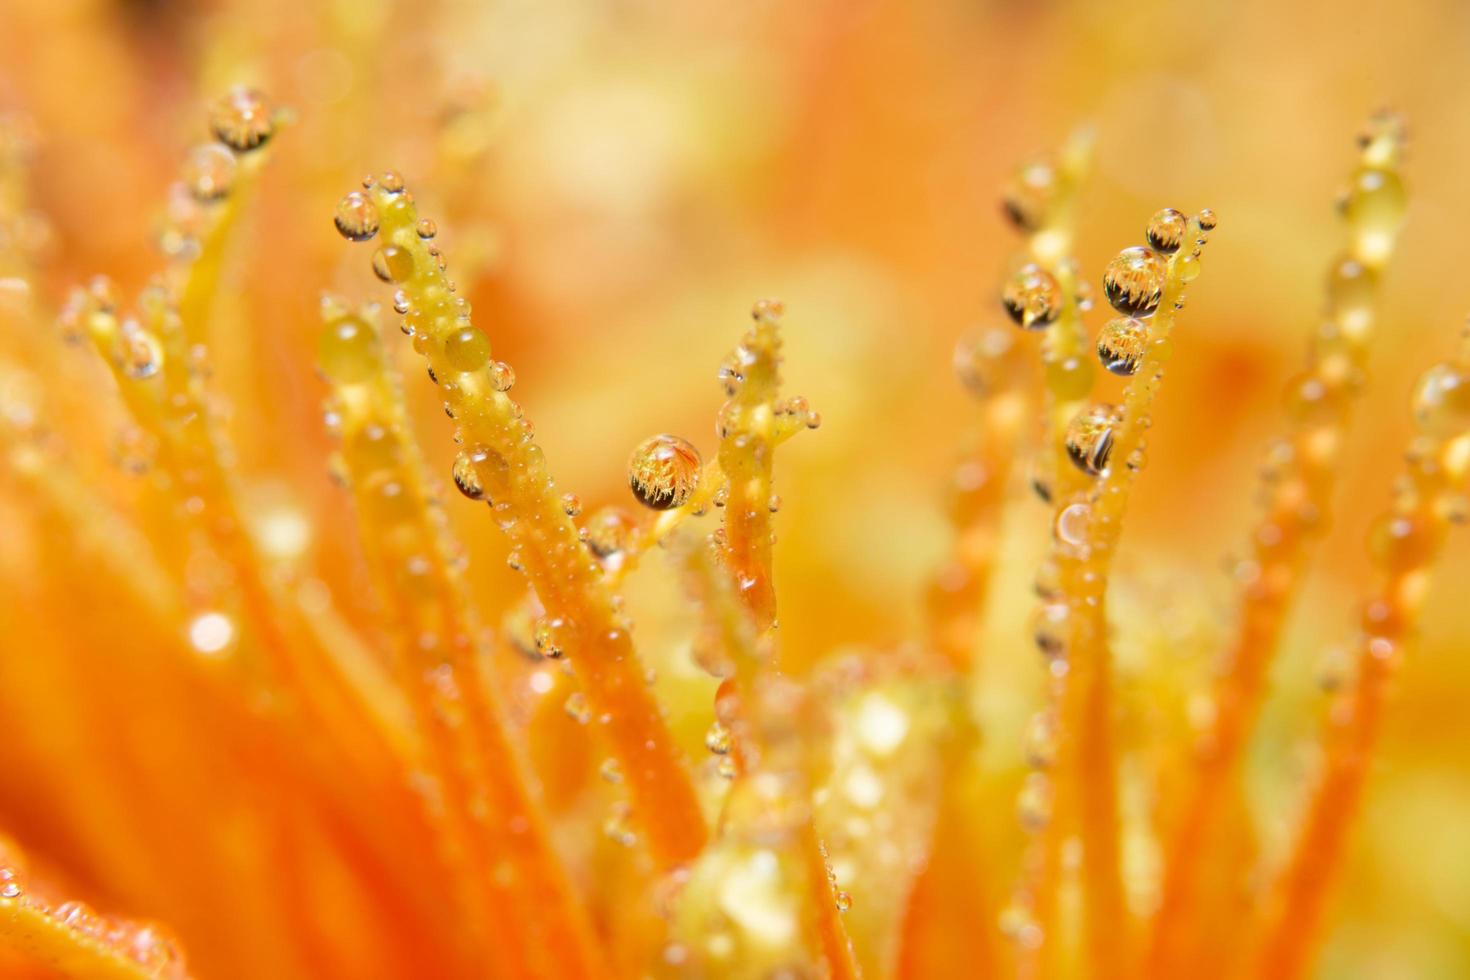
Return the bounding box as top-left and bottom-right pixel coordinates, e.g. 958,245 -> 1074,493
1103,246 -> 1166,317
628,434 -> 702,510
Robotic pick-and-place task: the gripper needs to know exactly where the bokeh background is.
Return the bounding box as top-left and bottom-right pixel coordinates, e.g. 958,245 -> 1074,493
2,0 -> 1469,977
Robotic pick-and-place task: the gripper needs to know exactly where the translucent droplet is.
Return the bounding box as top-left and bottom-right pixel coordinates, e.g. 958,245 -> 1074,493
1146,208 -> 1187,253
1343,167 -> 1406,266
1017,772 -> 1053,830
953,326 -> 1016,396
563,691 -> 590,723
1197,209 -> 1218,232
1045,355 -> 1093,401
705,720 -> 732,755
379,170 -> 406,195
443,326 -> 490,373
1065,404 -> 1122,476
372,245 -> 414,283
1023,710 -> 1058,769
628,434 -> 702,510
835,891 -> 853,912
1103,247 -> 1166,317
416,218 -> 437,239
1412,363 -> 1470,438
1326,255 -> 1378,341
1054,501 -> 1091,548
451,451 -> 485,500
334,191 -> 379,241
1001,159 -> 1057,233
584,506 -> 637,559
1283,372 -> 1346,428
1002,263 -> 1062,330
1097,317 -> 1149,376
600,758 -> 623,784
182,143 -> 237,202
1368,512 -> 1434,573
535,617 -> 570,659
319,315 -> 377,384
118,323 -> 163,380
489,361 -> 516,392
561,493 -> 582,517
209,87 -> 275,152
1031,602 -> 1070,659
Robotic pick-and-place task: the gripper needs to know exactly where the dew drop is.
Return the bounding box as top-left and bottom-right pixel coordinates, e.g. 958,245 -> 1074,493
584,506 -> 637,559
118,323 -> 163,380
835,891 -> 853,913
600,758 -> 623,784
1326,255 -> 1378,341
1146,208 -> 1187,253
1001,159 -> 1058,233
628,434 -> 702,510
319,314 -> 377,384
1031,602 -> 1070,659
334,191 -> 379,241
1343,167 -> 1406,266
561,493 -> 582,517
705,720 -> 732,755
1064,404 -> 1122,476
209,87 -> 275,152
182,143 -> 237,202
1103,247 -> 1166,317
1097,317 -> 1149,376
443,326 -> 490,373
564,691 -> 590,723
416,218 -> 438,239
535,617 -> 570,659
953,326 -> 1017,396
451,451 -> 485,500
1412,363 -> 1470,438
1197,209 -> 1218,232
372,245 -> 414,283
490,361 -> 516,392
1002,263 -> 1062,330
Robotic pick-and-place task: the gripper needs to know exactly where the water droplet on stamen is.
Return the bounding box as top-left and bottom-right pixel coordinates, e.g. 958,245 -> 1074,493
628,434 -> 702,510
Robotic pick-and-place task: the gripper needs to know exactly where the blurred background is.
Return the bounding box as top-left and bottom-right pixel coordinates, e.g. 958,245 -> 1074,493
1,0 -> 1468,976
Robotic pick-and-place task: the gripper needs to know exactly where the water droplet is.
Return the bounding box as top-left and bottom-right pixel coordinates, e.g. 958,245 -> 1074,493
1326,255 -> 1378,341
182,143 -> 237,202
1097,317 -> 1149,376
535,617 -> 570,659
628,434 -> 702,510
443,326 -> 489,373
603,801 -> 637,846
334,191 -> 379,241
451,452 -> 486,500
1343,167 -> 1406,266
1368,512 -> 1434,573
319,314 -> 377,384
1045,355 -> 1094,403
1146,208 -> 1187,253
561,493 -> 582,517
600,758 -> 623,784
489,361 -> 515,391
1065,404 -> 1122,476
564,691 -> 590,723
1031,602 -> 1070,659
953,326 -> 1016,396
1023,710 -> 1058,768
379,170 -> 406,195
583,506 -> 637,560
1103,246 -> 1166,317
1017,772 -> 1053,831
835,891 -> 853,912
1054,501 -> 1091,547
1197,209 -> 1218,232
209,87 -> 274,151
372,245 -> 414,283
705,720 -> 732,755
1001,158 -> 1058,232
118,322 -> 163,380
1412,363 -> 1470,438
1002,263 -> 1062,330
416,218 -> 437,239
